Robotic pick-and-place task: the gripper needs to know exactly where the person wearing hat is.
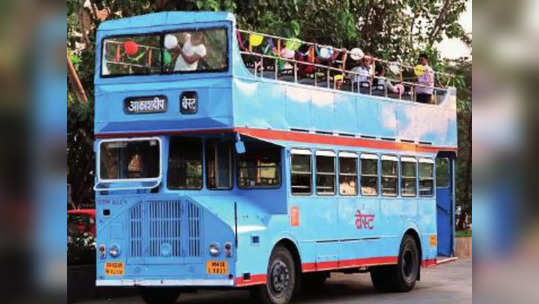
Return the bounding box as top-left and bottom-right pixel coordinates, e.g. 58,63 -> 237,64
415,53 -> 435,103
349,52 -> 374,91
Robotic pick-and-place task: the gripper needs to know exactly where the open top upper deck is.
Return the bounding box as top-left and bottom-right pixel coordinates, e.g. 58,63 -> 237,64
94,12 -> 457,151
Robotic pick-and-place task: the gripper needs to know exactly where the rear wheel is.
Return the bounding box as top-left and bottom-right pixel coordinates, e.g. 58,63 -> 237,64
138,287 -> 180,304
251,246 -> 298,304
370,234 -> 420,292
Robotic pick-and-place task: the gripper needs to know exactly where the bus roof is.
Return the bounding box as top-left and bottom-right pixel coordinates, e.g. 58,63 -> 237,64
98,11 -> 235,32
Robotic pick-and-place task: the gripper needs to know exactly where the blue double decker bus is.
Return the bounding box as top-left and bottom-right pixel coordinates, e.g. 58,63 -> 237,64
94,12 -> 457,304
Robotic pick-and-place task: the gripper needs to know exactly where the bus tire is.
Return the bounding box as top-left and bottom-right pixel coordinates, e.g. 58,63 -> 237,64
138,287 -> 180,304
251,246 -> 298,304
371,234 -> 420,292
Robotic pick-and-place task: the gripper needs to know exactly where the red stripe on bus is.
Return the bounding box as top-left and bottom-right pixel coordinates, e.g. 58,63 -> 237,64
302,256 -> 398,272
421,259 -> 437,267
235,128 -> 457,153
235,274 -> 267,287
95,127 -> 457,153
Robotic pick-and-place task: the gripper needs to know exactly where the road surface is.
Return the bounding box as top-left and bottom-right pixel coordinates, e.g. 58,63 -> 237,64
78,259 -> 472,304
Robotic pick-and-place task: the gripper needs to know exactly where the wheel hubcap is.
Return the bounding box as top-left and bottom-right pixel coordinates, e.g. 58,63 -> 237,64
270,260 -> 290,294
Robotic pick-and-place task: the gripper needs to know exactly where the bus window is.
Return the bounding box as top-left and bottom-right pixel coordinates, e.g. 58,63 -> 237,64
163,28 -> 228,73
381,155 -> 398,197
206,140 -> 232,189
339,152 -> 358,196
167,137 -> 202,189
102,34 -> 161,76
420,158 -> 435,196
436,157 -> 450,188
238,143 -> 281,188
316,151 -> 336,195
360,154 -> 378,196
401,157 -> 417,197
99,139 -> 160,180
290,149 -> 312,195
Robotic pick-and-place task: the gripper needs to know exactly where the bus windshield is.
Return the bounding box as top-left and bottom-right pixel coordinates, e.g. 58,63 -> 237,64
101,27 -> 228,76
99,139 -> 160,181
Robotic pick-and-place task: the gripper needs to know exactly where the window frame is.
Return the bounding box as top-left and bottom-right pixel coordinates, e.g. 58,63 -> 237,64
97,137 -> 163,183
100,26 -> 230,78
236,143 -> 282,189
419,158 -> 435,197
400,156 -> 418,197
381,154 -> 399,197
315,150 -> 337,196
338,151 -> 358,196
205,140 -> 233,191
167,137 -> 203,190
360,153 -> 379,196
290,148 -> 313,196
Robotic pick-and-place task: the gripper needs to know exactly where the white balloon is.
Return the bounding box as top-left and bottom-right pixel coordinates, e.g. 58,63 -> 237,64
350,48 -> 364,61
164,34 -> 178,49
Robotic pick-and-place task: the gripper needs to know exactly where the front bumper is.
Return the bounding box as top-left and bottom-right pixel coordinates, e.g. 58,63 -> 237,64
96,278 -> 235,287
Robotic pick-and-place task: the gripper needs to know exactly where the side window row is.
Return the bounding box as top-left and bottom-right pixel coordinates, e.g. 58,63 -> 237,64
290,149 -> 435,198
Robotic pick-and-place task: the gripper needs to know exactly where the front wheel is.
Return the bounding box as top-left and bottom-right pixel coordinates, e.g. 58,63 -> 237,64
251,246 -> 298,304
138,287 -> 180,304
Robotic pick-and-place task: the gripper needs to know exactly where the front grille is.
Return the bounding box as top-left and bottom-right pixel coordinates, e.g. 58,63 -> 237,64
149,200 -> 182,257
187,201 -> 201,257
128,199 -> 202,260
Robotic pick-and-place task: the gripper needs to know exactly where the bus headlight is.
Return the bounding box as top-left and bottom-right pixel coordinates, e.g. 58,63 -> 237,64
209,243 -> 220,257
109,245 -> 121,258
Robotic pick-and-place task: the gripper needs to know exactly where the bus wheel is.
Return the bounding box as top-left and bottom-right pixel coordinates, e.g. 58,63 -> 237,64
138,287 -> 180,304
252,246 -> 298,304
371,234 -> 420,292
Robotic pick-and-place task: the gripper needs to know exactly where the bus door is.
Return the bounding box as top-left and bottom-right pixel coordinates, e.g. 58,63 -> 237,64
435,156 -> 454,257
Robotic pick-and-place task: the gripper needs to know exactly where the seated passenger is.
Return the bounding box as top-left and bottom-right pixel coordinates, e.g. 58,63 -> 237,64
374,65 -> 404,97
174,32 -> 207,71
350,53 -> 374,89
340,179 -> 357,195
415,53 -> 435,103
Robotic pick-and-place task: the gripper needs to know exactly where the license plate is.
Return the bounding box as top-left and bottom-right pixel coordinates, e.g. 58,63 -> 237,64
105,262 -> 124,276
206,260 -> 228,275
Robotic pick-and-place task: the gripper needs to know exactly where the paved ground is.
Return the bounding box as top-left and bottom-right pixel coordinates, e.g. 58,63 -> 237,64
78,259 -> 472,304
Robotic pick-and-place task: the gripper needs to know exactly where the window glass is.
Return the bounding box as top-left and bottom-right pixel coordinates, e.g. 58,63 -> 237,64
167,137 -> 202,189
316,154 -> 336,195
206,140 -> 232,189
238,144 -> 281,188
360,156 -> 378,196
163,28 -> 228,73
102,35 -> 162,76
291,154 -> 312,195
401,160 -> 417,197
339,156 -> 358,196
381,158 -> 398,196
436,158 -> 450,187
100,139 -> 160,180
420,160 -> 435,196
101,28 -> 228,77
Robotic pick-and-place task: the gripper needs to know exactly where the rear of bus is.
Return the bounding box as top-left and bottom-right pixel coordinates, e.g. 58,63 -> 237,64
93,12 -> 240,291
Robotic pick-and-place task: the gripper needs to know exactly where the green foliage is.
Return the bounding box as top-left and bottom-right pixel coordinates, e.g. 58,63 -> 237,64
67,0 -> 472,208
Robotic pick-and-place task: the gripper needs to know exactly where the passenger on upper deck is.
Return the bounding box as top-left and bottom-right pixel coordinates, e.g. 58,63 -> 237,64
173,32 -> 207,71
415,53 -> 435,103
374,65 -> 404,97
350,53 -> 374,90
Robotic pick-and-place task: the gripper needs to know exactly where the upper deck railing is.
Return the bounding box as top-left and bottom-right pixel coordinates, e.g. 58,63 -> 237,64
237,29 -> 455,105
